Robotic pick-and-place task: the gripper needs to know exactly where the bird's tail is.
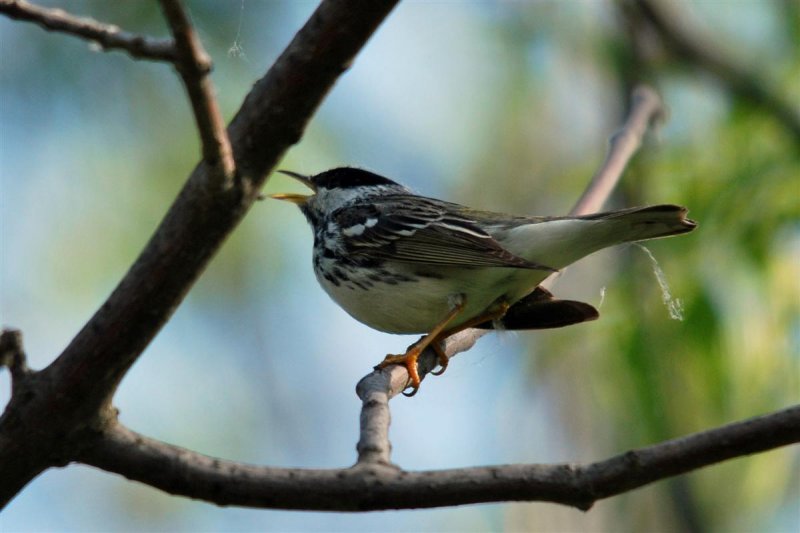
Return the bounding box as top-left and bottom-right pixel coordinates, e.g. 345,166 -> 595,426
510,204 -> 696,270
577,204 -> 697,242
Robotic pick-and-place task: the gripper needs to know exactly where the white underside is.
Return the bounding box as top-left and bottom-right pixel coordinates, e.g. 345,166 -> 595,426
318,216 -> 677,334
317,264 -> 550,334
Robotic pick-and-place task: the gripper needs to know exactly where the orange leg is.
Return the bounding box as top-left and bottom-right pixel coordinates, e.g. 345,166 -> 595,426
377,298 -> 466,394
429,299 -> 511,379
377,298 -> 511,395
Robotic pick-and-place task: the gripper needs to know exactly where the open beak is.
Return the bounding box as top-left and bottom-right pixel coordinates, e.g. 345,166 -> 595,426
269,170 -> 316,204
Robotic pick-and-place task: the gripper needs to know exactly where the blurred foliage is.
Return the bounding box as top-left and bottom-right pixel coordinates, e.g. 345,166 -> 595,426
498,2 -> 800,531
1,1 -> 798,532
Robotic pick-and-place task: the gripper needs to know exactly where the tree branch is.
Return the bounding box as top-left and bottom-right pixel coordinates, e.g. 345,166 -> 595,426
79,406 -> 800,511
158,0 -> 235,185
47,0 -> 398,423
3,0 -> 793,517
626,0 -> 800,150
354,86 -> 666,465
0,0 -> 176,62
0,0 -> 399,508
570,85 -> 663,217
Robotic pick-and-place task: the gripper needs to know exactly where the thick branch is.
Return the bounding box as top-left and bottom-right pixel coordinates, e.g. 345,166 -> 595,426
355,86 -> 666,463
158,0 -> 235,185
0,0 -> 176,62
81,406 -> 800,511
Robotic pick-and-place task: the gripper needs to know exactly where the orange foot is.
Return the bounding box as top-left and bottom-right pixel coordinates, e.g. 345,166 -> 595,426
376,297 -> 511,396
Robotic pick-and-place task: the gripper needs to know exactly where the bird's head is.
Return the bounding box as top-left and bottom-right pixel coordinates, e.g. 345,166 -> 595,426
270,167 -> 409,226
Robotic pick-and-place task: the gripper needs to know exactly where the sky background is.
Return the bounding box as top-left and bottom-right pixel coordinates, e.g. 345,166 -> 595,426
1,1 -> 798,531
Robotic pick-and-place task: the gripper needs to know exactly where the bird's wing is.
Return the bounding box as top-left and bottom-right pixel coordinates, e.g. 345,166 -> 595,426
332,196 -> 555,270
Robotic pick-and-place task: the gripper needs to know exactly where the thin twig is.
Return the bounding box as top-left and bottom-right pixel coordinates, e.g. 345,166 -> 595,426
0,0 -> 176,62
355,86 -> 666,464
0,329 -> 29,382
80,406 -> 800,511
158,0 -> 235,186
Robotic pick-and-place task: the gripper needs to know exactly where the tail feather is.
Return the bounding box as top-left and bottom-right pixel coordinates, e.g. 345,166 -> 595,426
578,204 -> 697,241
503,204 -> 697,271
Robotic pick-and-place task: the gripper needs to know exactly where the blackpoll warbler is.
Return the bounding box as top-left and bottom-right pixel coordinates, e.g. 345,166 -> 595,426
272,167 -> 696,394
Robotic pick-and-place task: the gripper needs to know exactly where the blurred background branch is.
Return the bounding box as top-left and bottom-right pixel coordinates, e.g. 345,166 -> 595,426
618,0 -> 800,150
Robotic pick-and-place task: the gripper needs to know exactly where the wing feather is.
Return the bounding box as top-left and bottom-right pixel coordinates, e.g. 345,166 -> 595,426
333,196 -> 555,271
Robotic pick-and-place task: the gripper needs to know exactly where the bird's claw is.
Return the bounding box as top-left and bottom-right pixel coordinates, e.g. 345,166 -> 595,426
377,349 -> 423,394
429,342 -> 449,376
401,384 -> 420,397
376,338 -> 451,395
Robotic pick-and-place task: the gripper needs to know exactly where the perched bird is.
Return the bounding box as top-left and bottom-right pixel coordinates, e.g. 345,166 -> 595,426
272,167 -> 696,394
